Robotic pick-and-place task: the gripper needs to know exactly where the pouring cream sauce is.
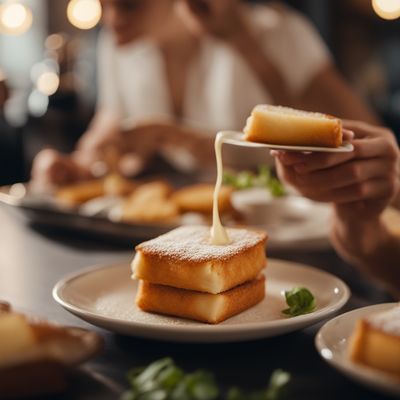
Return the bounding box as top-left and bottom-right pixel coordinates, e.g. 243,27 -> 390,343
211,131 -> 231,245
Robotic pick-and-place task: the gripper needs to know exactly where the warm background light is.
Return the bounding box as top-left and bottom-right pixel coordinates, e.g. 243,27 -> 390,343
372,0 -> 400,20
36,71 -> 60,96
67,0 -> 102,30
0,2 -> 33,35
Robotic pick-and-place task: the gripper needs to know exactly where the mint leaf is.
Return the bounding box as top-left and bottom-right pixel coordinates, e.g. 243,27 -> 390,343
123,359 -> 289,400
282,287 -> 316,317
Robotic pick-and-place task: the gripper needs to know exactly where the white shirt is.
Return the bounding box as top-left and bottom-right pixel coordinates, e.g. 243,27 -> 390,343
97,4 -> 331,135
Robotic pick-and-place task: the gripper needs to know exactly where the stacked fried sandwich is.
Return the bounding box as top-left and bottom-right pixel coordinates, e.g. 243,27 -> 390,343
132,225 -> 267,324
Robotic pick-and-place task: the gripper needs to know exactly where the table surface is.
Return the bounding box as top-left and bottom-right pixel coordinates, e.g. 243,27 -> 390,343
0,205 -> 395,400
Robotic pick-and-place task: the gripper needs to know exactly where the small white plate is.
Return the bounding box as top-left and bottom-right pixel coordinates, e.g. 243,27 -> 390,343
315,303 -> 400,396
221,131 -> 354,153
53,259 -> 350,343
231,190 -> 331,250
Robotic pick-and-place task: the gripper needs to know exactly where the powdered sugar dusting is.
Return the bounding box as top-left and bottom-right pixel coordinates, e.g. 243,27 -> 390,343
367,304 -> 400,336
136,225 -> 267,262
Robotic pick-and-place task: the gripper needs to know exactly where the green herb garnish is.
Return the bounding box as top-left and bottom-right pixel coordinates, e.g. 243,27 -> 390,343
227,369 -> 290,400
122,358 -> 290,400
223,165 -> 285,197
122,358 -> 218,400
282,287 -> 316,317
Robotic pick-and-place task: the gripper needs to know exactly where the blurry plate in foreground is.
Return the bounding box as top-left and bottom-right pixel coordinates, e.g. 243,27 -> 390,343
315,303 -> 400,397
221,131 -> 354,153
53,259 -> 350,343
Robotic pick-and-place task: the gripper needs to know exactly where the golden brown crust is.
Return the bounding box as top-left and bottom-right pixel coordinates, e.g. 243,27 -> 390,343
122,181 -> 179,223
103,173 -> 137,197
244,105 -> 342,148
349,319 -> 400,378
136,275 -> 266,324
56,179 -> 105,206
171,184 -> 233,214
134,241 -> 266,294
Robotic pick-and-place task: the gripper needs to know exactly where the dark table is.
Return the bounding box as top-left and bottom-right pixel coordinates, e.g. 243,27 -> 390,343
0,206 -> 395,400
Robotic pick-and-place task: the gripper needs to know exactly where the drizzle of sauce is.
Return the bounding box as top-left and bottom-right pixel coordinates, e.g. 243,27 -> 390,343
211,131 -> 231,245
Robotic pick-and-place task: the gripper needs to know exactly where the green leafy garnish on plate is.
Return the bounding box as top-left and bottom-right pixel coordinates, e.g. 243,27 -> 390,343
282,287 -> 316,317
122,358 -> 290,400
223,165 -> 286,197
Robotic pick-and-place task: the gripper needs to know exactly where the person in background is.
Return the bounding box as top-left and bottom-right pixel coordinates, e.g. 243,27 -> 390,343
272,121 -> 400,298
32,0 -> 378,187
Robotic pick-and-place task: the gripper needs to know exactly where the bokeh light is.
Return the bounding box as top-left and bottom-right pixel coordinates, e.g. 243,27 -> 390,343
0,2 -> 33,35
67,0 -> 102,30
45,33 -> 66,51
372,0 -> 400,20
28,89 -> 49,117
36,71 -> 60,96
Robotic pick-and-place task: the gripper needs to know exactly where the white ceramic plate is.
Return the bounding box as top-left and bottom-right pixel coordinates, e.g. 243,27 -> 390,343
53,259 -> 350,343
221,131 -> 354,153
315,303 -> 400,396
231,190 -> 331,250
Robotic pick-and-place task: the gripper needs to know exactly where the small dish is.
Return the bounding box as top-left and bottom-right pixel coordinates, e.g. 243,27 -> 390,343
315,303 -> 400,397
221,131 -> 354,153
53,259 -> 350,343
231,189 -> 331,250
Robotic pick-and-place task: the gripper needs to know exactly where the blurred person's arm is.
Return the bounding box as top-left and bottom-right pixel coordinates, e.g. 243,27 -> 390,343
177,0 -> 378,124
83,120 -> 216,171
175,0 -> 292,105
296,65 -> 379,125
331,205 -> 400,299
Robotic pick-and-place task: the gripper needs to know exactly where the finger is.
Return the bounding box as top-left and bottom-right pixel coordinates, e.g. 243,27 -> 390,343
302,178 -> 396,204
274,136 -> 397,173
352,137 -> 399,161
343,120 -> 393,139
274,160 -> 298,188
342,128 -> 354,141
294,159 -> 395,191
272,150 -> 353,171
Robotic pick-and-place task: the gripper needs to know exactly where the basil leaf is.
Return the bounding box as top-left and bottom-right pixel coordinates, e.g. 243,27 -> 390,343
282,287 -> 316,317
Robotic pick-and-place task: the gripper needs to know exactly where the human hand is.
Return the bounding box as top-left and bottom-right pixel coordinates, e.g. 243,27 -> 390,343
30,149 -> 91,190
75,122 -> 169,176
175,0 -> 246,39
272,121 -> 399,219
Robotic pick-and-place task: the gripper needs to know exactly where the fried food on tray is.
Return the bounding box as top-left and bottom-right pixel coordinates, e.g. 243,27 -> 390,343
348,304 -> 400,379
122,181 -> 179,224
56,174 -> 137,206
56,179 -> 105,206
244,105 -> 343,148
0,304 -> 102,398
103,173 -> 137,196
132,225 -> 267,323
171,183 -> 233,214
